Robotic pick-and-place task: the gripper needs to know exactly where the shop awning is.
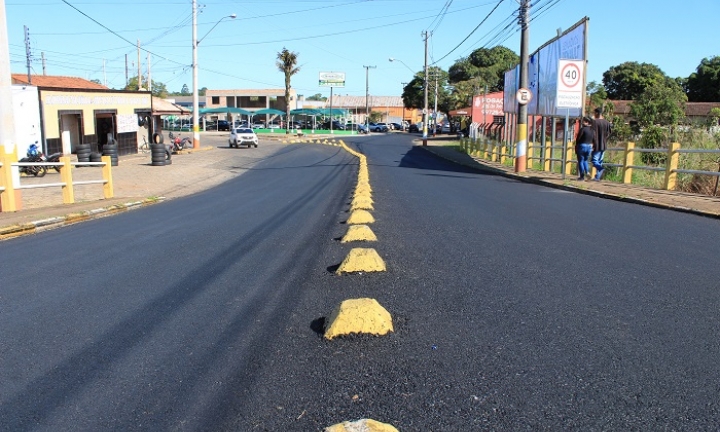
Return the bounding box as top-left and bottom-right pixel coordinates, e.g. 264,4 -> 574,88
152,97 -> 190,115
449,107 -> 471,117
253,108 -> 286,115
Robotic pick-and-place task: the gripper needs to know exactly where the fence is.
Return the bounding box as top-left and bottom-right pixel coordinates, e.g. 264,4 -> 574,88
459,136 -> 720,191
0,146 -> 113,212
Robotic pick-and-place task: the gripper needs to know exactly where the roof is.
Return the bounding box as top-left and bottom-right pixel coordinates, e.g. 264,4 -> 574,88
11,74 -> 109,90
206,89 -> 288,97
608,100 -> 720,117
327,95 -> 404,108
153,97 -> 190,115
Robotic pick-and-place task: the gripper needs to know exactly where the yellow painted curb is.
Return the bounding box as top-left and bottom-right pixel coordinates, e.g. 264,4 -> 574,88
351,194 -> 374,205
355,184 -> 372,195
325,419 -> 399,432
336,247 -> 386,274
324,298 -> 393,339
341,224 -> 377,243
346,209 -> 375,224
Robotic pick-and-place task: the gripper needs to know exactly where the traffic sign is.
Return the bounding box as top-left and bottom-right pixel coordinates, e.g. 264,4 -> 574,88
516,88 -> 532,105
556,59 -> 584,109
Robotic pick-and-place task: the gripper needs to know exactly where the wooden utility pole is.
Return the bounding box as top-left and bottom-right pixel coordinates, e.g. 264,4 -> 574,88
515,0 -> 530,172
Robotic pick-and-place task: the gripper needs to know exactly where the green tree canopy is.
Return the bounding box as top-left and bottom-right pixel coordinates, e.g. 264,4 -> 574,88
306,93 -> 327,102
401,67 -> 452,116
686,56 -> 720,102
602,61 -> 669,100
630,78 -> 687,129
180,84 -> 190,95
124,75 -> 168,97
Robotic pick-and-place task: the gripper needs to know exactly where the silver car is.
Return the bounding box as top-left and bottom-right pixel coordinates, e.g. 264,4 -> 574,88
229,127 -> 259,148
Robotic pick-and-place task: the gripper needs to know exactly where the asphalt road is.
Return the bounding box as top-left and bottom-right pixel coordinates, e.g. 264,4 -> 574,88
2,133 -> 720,431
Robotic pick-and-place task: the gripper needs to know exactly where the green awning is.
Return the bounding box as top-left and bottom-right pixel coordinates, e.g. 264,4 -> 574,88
200,107 -> 253,115
290,108 -> 322,115
253,108 -> 285,115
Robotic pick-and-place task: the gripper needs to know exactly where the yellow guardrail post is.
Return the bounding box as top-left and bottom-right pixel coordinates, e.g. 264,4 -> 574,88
526,141 -> 534,170
482,137 -> 488,159
623,141 -> 635,184
490,140 -> 497,162
101,155 -> 114,198
499,140 -> 507,164
59,156 -> 75,204
0,146 -> 19,212
543,141 -> 552,172
565,143 -> 574,176
664,142 -> 680,190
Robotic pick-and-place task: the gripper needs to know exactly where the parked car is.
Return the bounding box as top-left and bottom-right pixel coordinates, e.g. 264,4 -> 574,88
229,127 -> 258,148
408,123 -> 420,133
390,122 -> 404,131
346,123 -> 368,134
370,123 -> 389,132
217,120 -> 230,131
441,123 -> 451,134
319,120 -> 345,130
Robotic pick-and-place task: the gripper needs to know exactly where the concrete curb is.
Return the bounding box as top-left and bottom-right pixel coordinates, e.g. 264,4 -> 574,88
421,145 -> 720,221
0,197 -> 165,241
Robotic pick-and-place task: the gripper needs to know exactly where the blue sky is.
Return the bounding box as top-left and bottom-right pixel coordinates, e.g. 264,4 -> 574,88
6,0 -> 720,100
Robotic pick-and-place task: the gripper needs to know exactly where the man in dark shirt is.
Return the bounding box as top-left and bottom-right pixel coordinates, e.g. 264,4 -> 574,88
592,108 -> 612,180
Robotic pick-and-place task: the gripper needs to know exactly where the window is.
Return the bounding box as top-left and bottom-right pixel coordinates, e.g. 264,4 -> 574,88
211,96 -> 220,104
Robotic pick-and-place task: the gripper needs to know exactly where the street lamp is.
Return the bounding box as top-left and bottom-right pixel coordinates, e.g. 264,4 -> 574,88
192,4 -> 236,149
388,57 -> 415,75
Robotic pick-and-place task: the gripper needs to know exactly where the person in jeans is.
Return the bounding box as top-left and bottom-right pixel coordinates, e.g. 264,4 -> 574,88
592,107 -> 612,180
575,117 -> 595,180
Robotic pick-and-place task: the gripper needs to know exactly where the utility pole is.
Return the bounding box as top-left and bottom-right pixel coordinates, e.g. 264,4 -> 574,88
24,25 -> 31,83
363,65 -> 376,131
191,0 -> 200,149
422,30 -> 430,146
41,52 -> 46,75
147,52 -> 151,93
125,54 -> 128,87
1,0 -> 18,155
515,0 -> 530,172
102,59 -> 106,87
401,82 -> 408,126
433,69 -> 438,134
136,39 -> 141,90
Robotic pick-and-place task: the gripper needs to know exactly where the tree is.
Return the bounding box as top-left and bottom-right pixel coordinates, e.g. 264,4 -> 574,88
368,111 -> 382,123
124,75 -> 168,98
686,56 -> 720,102
307,93 -> 327,102
276,47 -> 300,134
90,78 -> 103,85
199,87 -> 207,96
180,84 -> 190,95
602,61 -> 669,100
630,79 -> 687,129
401,67 -> 452,116
586,81 -> 609,115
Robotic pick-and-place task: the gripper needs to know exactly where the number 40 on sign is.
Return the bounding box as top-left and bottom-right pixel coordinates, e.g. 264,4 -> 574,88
556,59 -> 584,109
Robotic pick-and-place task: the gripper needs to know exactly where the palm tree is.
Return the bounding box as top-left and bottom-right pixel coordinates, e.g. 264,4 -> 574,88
276,47 -> 301,134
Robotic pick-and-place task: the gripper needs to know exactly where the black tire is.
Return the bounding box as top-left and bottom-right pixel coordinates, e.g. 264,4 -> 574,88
33,166 -> 47,177
165,150 -> 172,161
75,143 -> 91,153
152,133 -> 164,144
89,152 -> 102,163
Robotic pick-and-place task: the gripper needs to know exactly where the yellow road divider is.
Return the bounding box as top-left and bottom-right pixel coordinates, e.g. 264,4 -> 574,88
341,225 -> 377,243
346,209 -> 375,224
325,418 -> 399,432
336,247 -> 386,274
324,298 -> 393,339
350,196 -> 374,211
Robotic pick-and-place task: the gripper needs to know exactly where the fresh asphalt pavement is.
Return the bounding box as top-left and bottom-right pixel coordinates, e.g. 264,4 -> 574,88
2,133 -> 720,430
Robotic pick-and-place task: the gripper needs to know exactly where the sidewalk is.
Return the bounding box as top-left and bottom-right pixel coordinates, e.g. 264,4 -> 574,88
421,139 -> 720,219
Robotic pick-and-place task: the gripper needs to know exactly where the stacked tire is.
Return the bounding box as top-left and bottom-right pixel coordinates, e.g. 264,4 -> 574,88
102,143 -> 119,166
76,143 -> 91,164
150,143 -> 171,166
90,152 -> 103,165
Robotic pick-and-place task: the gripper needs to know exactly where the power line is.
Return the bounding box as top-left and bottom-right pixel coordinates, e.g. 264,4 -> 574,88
432,0 -> 506,64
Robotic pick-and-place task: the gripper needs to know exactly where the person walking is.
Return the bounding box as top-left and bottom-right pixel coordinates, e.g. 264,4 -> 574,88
592,107 -> 612,180
575,116 -> 595,181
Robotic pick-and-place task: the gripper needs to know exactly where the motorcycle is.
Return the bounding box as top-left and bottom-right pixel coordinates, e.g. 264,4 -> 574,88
19,143 -> 47,177
168,131 -> 190,152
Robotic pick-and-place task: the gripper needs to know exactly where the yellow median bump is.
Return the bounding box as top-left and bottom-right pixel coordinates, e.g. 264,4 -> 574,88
350,197 -> 374,211
325,418 -> 399,432
324,298 -> 393,339
355,183 -> 372,194
336,248 -> 386,274
341,224 -> 377,243
346,209 -> 375,224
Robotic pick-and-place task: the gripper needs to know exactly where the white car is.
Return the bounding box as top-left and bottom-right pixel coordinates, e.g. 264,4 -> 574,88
252,122 -> 266,129
229,127 -> 258,148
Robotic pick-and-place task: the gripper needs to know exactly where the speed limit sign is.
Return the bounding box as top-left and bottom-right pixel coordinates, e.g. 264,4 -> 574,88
556,59 -> 584,108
